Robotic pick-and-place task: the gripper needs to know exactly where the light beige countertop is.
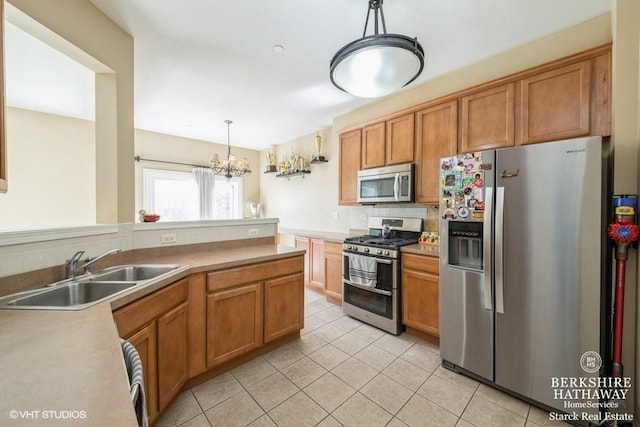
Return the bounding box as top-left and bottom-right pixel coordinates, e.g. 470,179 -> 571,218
279,227 -> 359,243
0,303 -> 137,426
402,243 -> 440,257
0,243 -> 305,427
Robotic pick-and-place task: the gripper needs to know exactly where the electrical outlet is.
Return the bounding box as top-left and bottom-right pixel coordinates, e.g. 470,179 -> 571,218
248,228 -> 259,236
161,233 -> 177,244
332,212 -> 339,220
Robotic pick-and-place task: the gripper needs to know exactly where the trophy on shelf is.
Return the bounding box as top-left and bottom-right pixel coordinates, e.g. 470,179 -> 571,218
313,132 -> 326,162
265,150 -> 277,173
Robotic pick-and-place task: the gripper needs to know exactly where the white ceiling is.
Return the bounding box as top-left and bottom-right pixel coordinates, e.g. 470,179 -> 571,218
8,1 -> 613,150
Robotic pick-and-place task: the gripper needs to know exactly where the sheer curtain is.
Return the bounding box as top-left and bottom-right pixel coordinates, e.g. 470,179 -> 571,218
192,167 -> 215,220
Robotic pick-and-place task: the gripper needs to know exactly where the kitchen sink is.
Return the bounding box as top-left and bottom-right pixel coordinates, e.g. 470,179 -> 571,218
0,263 -> 183,310
5,281 -> 138,308
88,264 -> 181,282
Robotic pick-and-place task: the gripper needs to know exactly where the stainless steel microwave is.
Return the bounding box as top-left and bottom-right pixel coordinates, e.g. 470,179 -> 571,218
357,163 -> 414,204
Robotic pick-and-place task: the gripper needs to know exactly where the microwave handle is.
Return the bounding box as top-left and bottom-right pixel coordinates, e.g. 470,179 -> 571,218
393,173 -> 399,200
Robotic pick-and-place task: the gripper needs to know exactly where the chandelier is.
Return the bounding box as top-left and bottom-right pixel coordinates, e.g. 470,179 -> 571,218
209,120 -> 251,179
330,0 -> 425,98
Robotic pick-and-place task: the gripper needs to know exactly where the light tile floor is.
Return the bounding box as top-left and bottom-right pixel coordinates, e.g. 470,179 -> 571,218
156,287 -> 571,427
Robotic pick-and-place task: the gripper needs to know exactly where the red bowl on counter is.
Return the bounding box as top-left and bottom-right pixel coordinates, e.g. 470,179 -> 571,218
143,214 -> 160,222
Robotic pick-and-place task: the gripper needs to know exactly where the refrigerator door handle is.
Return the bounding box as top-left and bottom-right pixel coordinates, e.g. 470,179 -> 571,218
483,187 -> 493,311
495,187 -> 505,314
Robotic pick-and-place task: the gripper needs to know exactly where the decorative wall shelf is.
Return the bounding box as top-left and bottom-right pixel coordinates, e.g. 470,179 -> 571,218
276,170 -> 311,180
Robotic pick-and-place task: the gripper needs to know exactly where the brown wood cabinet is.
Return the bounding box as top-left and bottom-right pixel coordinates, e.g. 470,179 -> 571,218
206,282 -> 263,367
294,236 -> 310,284
415,100 -> 458,204
361,113 -> 415,169
113,277 -> 189,422
337,45 -> 611,205
460,83 -> 515,152
264,273 -> 304,342
339,129 -> 362,205
362,122 -> 386,169
295,236 -> 325,293
519,60 -> 591,144
126,322 -> 158,422
401,253 -> 440,338
157,302 -> 188,411
111,255 -> 304,424
324,241 -> 343,306
310,239 -> 325,291
205,255 -> 304,367
386,113 -> 415,165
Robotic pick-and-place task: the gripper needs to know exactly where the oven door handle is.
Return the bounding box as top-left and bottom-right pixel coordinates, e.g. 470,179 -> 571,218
342,253 -> 393,265
344,280 -> 393,296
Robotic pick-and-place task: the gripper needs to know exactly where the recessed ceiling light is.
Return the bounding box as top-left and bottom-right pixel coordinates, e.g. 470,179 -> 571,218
273,45 -> 285,53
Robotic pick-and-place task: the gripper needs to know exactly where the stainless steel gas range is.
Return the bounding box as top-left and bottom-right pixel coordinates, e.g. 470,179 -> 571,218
342,217 -> 422,335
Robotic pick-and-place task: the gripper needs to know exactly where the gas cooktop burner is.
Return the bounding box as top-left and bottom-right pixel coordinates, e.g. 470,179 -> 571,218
344,236 -> 418,248
343,217 -> 423,258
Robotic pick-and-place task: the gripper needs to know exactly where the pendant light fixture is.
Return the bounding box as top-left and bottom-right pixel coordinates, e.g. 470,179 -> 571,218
330,0 -> 425,98
209,120 -> 251,180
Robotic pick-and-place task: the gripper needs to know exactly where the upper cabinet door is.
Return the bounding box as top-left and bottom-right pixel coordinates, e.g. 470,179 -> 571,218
519,60 -> 592,145
339,129 -> 362,205
415,100 -> 458,204
362,122 -> 386,169
386,113 -> 415,165
460,83 -> 515,152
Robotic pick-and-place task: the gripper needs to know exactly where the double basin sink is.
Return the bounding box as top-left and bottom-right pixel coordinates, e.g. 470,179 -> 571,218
0,264 -> 182,310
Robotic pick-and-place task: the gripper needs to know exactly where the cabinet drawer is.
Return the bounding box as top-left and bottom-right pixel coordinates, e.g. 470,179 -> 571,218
324,241 -> 343,255
207,256 -> 304,292
402,253 -> 439,274
113,278 -> 188,337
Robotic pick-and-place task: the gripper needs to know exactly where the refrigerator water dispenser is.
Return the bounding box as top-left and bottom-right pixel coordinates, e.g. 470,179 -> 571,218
448,221 -> 483,270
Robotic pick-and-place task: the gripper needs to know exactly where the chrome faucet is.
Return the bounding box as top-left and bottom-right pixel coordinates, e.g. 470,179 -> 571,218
81,248 -> 122,275
65,248 -> 121,279
66,250 -> 86,279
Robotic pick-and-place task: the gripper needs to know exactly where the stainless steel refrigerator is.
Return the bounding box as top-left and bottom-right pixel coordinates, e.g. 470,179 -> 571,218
439,136 -> 611,413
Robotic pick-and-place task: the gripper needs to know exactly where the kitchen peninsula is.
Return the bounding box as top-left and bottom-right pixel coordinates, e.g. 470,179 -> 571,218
0,223 -> 305,426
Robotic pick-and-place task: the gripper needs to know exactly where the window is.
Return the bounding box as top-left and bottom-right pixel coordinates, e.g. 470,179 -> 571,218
143,169 -> 243,221
213,178 -> 243,219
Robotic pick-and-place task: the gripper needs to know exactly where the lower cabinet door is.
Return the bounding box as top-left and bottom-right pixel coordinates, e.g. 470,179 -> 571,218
264,273 -> 304,343
157,302 -> 189,411
324,252 -> 343,306
402,269 -> 440,337
206,283 -> 264,367
126,322 -> 158,423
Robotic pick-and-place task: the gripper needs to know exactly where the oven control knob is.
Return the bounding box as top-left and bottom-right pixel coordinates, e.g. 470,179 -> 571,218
346,245 -> 352,250
364,248 -> 369,253
384,250 -> 390,256
376,250 -> 382,255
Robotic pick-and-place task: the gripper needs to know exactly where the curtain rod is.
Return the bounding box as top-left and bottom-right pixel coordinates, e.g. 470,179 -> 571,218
134,156 -> 211,169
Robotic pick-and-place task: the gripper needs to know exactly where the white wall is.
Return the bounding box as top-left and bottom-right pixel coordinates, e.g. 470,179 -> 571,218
0,107 -> 95,230
259,127 -> 352,232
